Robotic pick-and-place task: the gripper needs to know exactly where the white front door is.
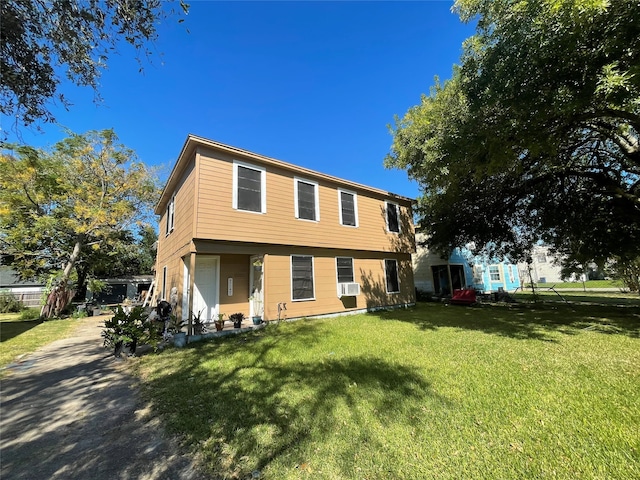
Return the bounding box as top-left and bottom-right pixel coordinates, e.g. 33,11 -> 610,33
192,256 -> 219,322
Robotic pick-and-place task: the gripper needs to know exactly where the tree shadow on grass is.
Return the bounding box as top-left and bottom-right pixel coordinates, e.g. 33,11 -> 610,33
376,302 -> 640,341
142,321 -> 445,478
0,320 -> 41,342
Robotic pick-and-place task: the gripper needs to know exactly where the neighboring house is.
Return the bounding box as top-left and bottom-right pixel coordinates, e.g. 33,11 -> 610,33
413,233 -> 521,295
85,275 -> 154,305
0,265 -> 45,308
517,245 -> 565,284
154,135 -> 416,325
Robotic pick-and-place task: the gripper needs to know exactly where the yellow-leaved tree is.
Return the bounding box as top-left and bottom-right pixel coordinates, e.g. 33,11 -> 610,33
0,129 -> 159,317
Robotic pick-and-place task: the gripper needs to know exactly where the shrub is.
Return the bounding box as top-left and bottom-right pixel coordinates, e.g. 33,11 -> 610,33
19,307 -> 41,321
102,305 -> 159,357
0,292 -> 24,313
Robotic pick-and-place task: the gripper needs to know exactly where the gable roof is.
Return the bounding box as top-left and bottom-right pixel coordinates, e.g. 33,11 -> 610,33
156,135 -> 414,214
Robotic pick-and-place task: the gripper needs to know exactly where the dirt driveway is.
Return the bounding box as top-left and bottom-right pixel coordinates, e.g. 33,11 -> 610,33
1,315 -> 209,480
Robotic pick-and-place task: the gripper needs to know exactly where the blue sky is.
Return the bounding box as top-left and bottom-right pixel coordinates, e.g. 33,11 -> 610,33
3,1 -> 476,202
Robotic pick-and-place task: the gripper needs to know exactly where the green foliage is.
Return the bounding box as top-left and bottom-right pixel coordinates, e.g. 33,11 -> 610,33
19,307 -> 42,321
610,256 -> 640,292
102,305 -> 159,355
386,0 -> 640,264
0,130 -> 160,314
192,309 -> 206,335
0,291 -> 23,313
1,0 -> 189,128
167,314 -> 184,334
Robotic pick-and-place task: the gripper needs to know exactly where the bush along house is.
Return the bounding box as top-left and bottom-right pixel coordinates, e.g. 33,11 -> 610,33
154,135 -> 416,332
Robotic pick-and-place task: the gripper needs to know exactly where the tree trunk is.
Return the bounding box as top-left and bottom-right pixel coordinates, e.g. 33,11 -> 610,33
41,239 -> 83,318
74,264 -> 88,302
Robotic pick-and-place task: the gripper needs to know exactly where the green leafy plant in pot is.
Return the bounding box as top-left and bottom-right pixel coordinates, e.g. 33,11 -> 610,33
192,309 -> 207,335
102,305 -> 154,357
214,313 -> 225,331
168,314 -> 186,347
229,312 -> 244,329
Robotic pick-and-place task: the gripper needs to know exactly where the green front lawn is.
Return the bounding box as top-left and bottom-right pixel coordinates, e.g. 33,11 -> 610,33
136,302 -> 640,479
532,280 -> 622,289
0,313 -> 80,369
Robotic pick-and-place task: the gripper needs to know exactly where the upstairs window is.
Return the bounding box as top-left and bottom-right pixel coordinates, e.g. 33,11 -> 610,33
233,162 -> 266,213
385,259 -> 400,293
165,195 -> 175,235
339,190 -> 358,227
336,257 -> 354,283
291,255 -> 315,301
295,178 -> 319,221
386,201 -> 400,233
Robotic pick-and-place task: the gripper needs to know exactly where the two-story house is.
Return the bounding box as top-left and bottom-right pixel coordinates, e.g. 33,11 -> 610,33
154,135 -> 415,329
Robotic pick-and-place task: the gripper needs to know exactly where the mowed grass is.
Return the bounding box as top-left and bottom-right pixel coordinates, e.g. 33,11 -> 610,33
0,313 -> 80,370
135,301 -> 640,479
534,280 -> 622,289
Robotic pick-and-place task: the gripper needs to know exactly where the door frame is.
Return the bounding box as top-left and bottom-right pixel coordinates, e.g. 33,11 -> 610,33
192,255 -> 220,322
249,255 -> 264,318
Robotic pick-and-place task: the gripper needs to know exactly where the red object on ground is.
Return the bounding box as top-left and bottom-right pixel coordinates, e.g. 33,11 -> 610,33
450,288 -> 477,305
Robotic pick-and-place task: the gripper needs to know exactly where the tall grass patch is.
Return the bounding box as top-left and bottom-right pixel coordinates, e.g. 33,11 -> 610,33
136,302 -> 640,479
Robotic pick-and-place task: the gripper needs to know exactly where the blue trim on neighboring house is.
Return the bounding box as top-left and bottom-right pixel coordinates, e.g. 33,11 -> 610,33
414,246 -> 521,295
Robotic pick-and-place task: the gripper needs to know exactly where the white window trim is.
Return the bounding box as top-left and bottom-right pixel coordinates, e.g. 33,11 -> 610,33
335,256 -> 355,284
165,195 -> 175,236
508,265 -> 515,283
161,265 -> 168,301
290,255 -> 315,302
384,258 -> 400,294
232,160 -> 267,214
489,264 -> 502,282
294,177 -> 320,222
338,189 -> 359,227
385,201 -> 400,234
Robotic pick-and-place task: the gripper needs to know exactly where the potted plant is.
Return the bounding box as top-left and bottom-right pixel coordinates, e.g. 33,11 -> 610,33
168,314 -> 186,347
102,305 -> 150,357
192,309 -> 206,335
229,312 -> 244,329
249,295 -> 263,325
214,313 -> 225,331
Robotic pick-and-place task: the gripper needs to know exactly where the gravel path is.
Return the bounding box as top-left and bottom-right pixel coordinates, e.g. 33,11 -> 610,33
1,315 -> 209,480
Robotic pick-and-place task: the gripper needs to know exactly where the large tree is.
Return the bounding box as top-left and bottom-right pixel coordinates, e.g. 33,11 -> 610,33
0,129 -> 159,316
1,0 -> 188,129
386,0 -> 640,266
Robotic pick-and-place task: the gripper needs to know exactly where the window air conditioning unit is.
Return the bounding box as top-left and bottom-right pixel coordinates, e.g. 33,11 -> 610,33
338,282 -> 360,297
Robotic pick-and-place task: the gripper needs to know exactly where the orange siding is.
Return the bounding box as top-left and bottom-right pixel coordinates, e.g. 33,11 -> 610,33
194,148 -> 415,253
262,251 -> 414,321
155,138 -> 416,320
155,160 -> 196,303
218,254 -> 251,317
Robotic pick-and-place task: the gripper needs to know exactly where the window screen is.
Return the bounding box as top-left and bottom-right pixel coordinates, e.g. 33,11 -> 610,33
336,257 -> 354,283
297,181 -> 316,221
237,165 -> 262,212
387,202 -> 399,233
385,259 -> 400,293
340,191 -> 357,226
292,256 -> 314,300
